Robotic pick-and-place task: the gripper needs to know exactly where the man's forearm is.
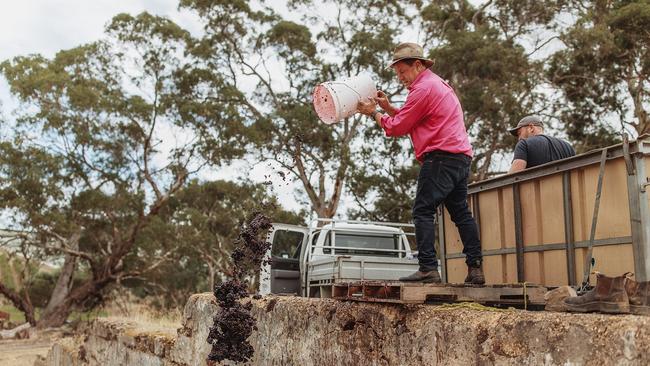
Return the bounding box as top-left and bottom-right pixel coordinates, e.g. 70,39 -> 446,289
509,159 -> 527,173
373,111 -> 383,129
384,104 -> 398,117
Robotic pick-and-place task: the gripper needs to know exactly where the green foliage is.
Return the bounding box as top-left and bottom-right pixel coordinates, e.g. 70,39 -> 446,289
27,271 -> 57,308
548,0 -> 650,151
0,250 -> 59,308
0,142 -> 65,215
348,162 -> 418,223
0,305 -> 29,324
490,0 -> 572,30
0,252 -> 15,289
267,21 -> 316,58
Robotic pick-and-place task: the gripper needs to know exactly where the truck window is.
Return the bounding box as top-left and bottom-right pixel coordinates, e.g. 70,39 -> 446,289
271,230 -> 304,259
323,232 -> 399,257
310,231 -> 320,254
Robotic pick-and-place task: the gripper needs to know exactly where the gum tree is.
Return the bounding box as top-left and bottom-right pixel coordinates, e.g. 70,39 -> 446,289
180,0 -> 413,218
0,13 -> 242,327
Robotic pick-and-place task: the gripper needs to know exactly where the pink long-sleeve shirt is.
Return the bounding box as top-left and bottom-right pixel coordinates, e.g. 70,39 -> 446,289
380,69 -> 473,162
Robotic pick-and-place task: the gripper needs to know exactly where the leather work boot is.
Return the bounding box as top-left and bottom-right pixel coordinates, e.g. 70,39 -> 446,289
544,286 -> 577,312
464,265 -> 485,285
625,277 -> 650,316
564,273 -> 630,314
399,270 -> 441,283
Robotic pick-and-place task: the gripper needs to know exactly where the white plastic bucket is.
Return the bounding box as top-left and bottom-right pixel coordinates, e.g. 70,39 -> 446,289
312,74 -> 377,124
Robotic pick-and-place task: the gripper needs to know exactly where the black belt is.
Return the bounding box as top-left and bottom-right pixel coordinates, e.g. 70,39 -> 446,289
423,150 -> 471,163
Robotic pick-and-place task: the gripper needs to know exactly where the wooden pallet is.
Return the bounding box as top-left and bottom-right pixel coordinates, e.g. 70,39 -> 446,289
332,281 -> 547,307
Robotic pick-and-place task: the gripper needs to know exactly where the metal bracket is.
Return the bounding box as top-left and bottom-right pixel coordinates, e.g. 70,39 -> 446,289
641,177 -> 650,193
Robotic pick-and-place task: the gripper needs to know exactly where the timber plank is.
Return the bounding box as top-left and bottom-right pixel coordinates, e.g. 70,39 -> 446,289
332,281 -> 546,306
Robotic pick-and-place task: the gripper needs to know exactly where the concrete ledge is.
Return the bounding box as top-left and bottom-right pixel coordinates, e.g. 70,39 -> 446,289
34,337 -> 84,366
81,318 -> 177,366
42,293 -> 650,365
169,293 -> 217,365
246,296 -> 650,365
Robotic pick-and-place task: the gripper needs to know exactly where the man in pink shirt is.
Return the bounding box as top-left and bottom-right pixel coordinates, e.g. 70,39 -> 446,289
358,42 -> 484,284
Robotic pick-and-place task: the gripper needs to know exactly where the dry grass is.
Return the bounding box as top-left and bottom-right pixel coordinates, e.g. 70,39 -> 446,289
0,305 -> 28,324
98,293 -> 183,330
0,289 -> 183,331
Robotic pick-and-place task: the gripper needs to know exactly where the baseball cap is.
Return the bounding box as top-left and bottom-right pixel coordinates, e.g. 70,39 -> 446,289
508,116 -> 544,136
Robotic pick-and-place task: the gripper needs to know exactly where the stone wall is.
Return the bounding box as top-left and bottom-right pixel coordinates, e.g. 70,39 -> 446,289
40,294 -> 650,365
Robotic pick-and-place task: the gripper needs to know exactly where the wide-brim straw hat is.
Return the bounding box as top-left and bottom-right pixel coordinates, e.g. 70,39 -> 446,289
387,42 -> 435,69
508,115 -> 544,136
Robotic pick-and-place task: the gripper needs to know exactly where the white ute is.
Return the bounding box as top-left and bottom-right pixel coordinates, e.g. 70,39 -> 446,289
259,219 -> 419,298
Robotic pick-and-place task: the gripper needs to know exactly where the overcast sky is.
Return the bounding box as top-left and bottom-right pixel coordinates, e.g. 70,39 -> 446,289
0,1 -> 196,61
0,0 -> 196,113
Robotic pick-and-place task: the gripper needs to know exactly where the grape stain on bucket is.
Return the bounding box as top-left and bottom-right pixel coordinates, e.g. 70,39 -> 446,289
312,74 -> 377,124
313,84 -> 337,124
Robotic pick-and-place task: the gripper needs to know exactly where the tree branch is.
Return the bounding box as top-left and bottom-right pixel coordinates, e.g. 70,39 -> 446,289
114,251 -> 173,280
143,72 -> 163,201
526,35 -> 560,58
472,0 -> 493,27
0,281 -> 36,325
293,139 -> 321,214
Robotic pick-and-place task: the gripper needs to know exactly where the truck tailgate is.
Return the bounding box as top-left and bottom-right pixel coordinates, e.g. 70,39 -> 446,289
308,256 -> 419,282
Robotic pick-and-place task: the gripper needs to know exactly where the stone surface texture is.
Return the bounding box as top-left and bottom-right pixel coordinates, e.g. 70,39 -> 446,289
41,293 -> 650,366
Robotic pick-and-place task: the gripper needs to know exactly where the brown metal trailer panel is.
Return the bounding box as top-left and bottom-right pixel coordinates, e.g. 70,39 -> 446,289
440,135 -> 650,286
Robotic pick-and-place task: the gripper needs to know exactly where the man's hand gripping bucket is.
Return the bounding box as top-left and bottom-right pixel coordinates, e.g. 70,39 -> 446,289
312,74 -> 377,124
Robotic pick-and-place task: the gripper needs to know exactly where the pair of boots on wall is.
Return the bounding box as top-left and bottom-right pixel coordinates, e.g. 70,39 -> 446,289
563,272 -> 650,315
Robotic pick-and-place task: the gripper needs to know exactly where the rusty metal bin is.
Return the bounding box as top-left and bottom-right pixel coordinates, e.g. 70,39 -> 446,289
439,135 -> 650,286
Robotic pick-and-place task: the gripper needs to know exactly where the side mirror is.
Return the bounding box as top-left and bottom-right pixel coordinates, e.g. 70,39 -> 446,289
280,252 -> 289,259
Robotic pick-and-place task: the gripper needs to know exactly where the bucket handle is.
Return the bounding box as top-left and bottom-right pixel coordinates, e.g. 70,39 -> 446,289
327,81 -> 364,99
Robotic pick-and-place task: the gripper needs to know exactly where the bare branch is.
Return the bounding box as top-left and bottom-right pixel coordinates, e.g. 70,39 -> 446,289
114,252 -> 173,280
227,39 -> 279,106
46,245 -> 94,264
526,35 -> 560,58
293,140 -> 321,213
141,80 -> 163,201
472,0 -> 493,27
0,281 -> 36,325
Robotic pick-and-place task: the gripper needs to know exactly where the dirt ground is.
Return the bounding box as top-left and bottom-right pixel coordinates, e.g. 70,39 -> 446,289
0,329 -> 67,366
